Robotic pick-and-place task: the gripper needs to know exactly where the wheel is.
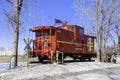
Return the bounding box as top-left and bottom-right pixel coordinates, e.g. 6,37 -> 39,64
79,58 -> 82,61
73,58 -> 76,62
58,53 -> 62,62
38,55 -> 43,63
88,56 -> 92,61
88,58 -> 91,61
82,58 -> 85,61
64,55 -> 67,59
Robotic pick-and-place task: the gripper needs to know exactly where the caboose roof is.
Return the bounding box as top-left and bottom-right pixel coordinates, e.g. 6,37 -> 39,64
29,26 -> 56,32
84,34 -> 96,39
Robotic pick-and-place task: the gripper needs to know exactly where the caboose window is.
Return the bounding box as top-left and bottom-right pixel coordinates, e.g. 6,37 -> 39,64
78,29 -> 82,35
36,31 -> 42,37
44,32 -> 49,36
43,30 -> 49,39
36,30 -> 50,39
70,27 -> 74,32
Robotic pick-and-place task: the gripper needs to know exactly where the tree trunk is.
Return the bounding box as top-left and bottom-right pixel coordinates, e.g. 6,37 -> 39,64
10,0 -> 19,69
118,36 -> 120,49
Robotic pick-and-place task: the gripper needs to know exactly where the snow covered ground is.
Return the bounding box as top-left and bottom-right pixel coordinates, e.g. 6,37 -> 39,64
117,55 -> 120,63
0,62 -> 25,71
0,56 -> 120,80
0,62 -> 120,80
56,67 -> 120,80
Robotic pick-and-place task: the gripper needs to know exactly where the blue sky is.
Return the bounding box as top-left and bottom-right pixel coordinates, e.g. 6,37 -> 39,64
0,0 -> 92,53
0,0 -> 118,54
6,0 -> 119,55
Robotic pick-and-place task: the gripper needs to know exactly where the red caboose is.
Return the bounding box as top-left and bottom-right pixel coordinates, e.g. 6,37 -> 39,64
29,24 -> 96,63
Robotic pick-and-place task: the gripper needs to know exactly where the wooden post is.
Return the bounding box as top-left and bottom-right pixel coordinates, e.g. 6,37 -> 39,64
55,51 -> 64,64
56,52 -> 59,64
26,48 -> 29,67
23,38 -> 33,67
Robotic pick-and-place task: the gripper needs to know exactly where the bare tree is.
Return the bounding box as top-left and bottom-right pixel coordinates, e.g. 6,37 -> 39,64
0,47 -> 5,55
3,0 -> 38,69
109,3 -> 120,54
11,0 -> 23,69
5,0 -> 23,69
117,36 -> 120,51
74,0 -> 120,62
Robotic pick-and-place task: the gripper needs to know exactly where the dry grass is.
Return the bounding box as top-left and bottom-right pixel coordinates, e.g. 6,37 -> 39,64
0,56 -> 38,63
0,56 -> 96,63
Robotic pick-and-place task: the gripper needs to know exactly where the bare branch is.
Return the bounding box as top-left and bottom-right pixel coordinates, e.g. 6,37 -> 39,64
4,12 -> 14,29
6,0 -> 13,5
18,0 -> 23,13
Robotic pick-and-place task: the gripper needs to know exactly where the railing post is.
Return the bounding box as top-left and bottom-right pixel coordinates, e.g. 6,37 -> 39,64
50,51 -> 53,63
62,52 -> 64,63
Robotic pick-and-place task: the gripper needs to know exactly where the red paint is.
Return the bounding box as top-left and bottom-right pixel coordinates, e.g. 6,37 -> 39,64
30,25 -> 97,61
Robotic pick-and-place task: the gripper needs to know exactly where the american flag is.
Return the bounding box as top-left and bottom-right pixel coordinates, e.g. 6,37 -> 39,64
55,19 -> 67,25
55,19 -> 62,23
